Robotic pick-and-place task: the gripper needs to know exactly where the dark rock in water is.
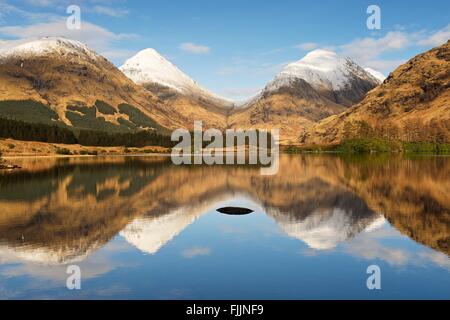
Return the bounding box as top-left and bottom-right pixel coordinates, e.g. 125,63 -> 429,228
217,207 -> 254,215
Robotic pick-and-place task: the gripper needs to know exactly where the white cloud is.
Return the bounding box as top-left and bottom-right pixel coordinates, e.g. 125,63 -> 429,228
217,56 -> 287,77
345,235 -> 410,266
0,1 -> 56,22
218,24 -> 448,81
221,87 -> 261,100
339,31 -> 411,63
417,24 -> 450,47
20,0 -> 130,18
0,38 -> 29,49
24,0 -> 124,9
259,47 -> 285,56
295,42 -> 318,51
216,65 -> 240,76
418,251 -> 450,269
363,59 -> 406,73
179,42 -> 210,54
99,48 -> 136,60
182,247 -> 211,259
334,24 -> 450,73
0,17 -> 138,62
24,0 -> 59,6
344,227 -> 450,270
91,5 -> 129,18
0,18 -> 137,59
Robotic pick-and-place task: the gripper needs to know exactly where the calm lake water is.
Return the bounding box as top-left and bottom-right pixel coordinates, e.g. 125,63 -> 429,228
0,154 -> 449,299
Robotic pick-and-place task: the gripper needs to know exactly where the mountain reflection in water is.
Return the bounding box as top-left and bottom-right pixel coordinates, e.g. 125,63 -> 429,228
0,155 -> 449,299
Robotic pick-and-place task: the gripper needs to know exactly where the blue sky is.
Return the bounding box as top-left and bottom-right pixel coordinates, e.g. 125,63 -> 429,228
0,0 -> 449,100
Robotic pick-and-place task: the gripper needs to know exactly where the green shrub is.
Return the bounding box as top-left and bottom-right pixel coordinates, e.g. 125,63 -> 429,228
403,142 -> 450,154
335,138 -> 401,153
80,149 -> 99,156
56,148 -> 72,155
283,144 -> 335,153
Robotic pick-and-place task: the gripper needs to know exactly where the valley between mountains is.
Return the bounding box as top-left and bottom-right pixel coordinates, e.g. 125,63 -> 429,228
0,37 -> 449,154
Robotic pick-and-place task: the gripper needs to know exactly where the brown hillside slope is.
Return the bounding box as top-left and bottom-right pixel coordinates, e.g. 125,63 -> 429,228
229,79 -> 348,144
301,40 -> 450,145
0,38 -> 226,133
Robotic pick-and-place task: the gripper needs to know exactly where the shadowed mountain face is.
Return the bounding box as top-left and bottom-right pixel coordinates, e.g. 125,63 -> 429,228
0,155 -> 449,265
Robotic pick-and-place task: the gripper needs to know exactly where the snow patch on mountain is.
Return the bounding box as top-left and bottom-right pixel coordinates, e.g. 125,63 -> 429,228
266,49 -> 380,93
120,48 -> 233,106
120,207 -> 199,255
0,37 -> 99,61
269,207 -> 384,250
273,208 -> 358,250
120,48 -> 197,92
364,216 -> 387,233
0,242 -> 98,266
364,67 -> 386,82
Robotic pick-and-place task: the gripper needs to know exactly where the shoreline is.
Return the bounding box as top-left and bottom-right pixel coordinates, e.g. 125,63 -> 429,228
2,137 -> 450,161
3,151 -> 450,161
2,153 -> 173,160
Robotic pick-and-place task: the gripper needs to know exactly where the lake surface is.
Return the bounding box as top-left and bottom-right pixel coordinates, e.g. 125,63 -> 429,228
0,154 -> 449,299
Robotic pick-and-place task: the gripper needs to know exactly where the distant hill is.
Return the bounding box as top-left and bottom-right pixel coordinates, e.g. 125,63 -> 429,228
301,41 -> 450,145
1,37 -> 447,148
120,48 -> 234,122
0,38 -> 228,146
229,50 -> 381,143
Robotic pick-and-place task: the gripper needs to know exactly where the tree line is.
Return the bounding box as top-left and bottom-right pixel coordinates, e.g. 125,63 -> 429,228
0,118 -> 175,147
342,119 -> 450,143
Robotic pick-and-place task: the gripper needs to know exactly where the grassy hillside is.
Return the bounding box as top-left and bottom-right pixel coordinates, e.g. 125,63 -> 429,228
0,100 -> 174,147
302,41 -> 450,146
285,138 -> 450,154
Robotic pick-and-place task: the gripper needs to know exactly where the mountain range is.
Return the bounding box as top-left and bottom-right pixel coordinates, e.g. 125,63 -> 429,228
0,37 -> 226,138
0,36 -> 449,146
0,38 -> 165,129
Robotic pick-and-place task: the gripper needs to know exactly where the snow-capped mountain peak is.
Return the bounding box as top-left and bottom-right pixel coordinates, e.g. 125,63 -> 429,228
0,37 -> 99,61
269,207 -> 384,250
296,49 -> 345,73
266,49 -> 380,92
119,48 -> 198,92
364,67 -> 386,82
120,48 -> 233,107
